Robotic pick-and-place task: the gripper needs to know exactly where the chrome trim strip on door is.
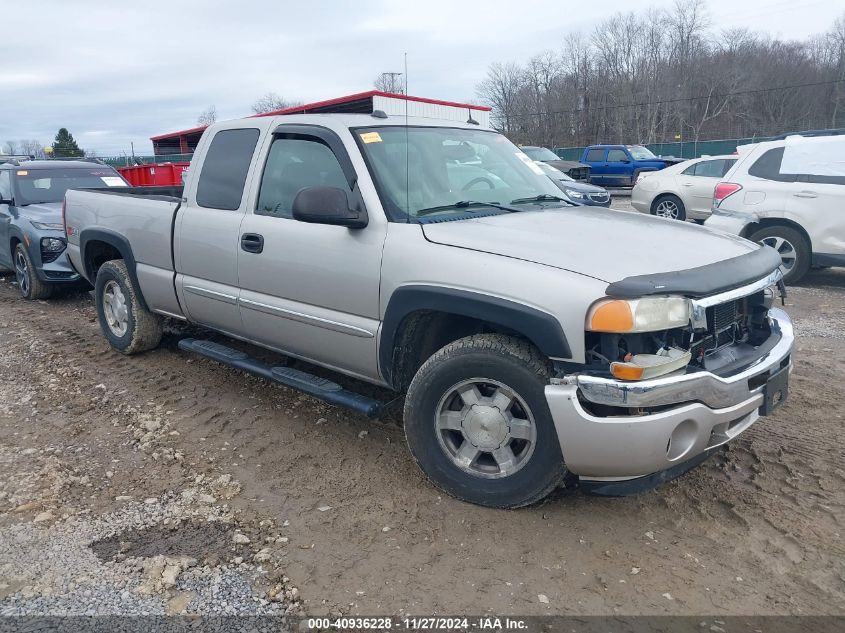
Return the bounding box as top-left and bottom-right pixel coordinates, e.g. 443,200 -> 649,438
183,285 -> 239,305
238,297 -> 375,338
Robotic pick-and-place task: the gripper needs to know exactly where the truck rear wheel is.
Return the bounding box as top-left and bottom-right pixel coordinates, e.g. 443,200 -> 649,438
94,260 -> 163,354
403,334 -> 566,508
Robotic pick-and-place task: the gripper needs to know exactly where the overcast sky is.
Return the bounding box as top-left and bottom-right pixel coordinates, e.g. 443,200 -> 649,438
0,0 -> 839,156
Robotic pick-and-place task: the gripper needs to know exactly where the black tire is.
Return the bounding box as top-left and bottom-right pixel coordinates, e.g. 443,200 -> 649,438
14,243 -> 53,300
749,225 -> 811,285
94,260 -> 163,354
650,194 -> 686,221
403,334 -> 567,508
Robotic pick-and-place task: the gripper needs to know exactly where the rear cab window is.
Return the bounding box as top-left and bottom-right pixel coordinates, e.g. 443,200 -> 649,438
585,148 -> 606,162
196,128 -> 261,210
606,149 -> 629,162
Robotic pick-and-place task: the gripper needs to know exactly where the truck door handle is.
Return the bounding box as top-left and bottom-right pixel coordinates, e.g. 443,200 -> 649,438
794,191 -> 817,198
240,233 -> 264,253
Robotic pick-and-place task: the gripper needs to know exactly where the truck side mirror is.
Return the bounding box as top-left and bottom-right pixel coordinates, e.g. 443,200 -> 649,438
292,186 -> 368,229
620,159 -> 631,164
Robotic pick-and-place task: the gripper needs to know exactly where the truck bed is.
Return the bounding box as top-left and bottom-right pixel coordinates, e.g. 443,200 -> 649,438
64,186 -> 185,318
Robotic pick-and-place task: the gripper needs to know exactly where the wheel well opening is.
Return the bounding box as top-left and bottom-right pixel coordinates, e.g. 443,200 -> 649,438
85,241 -> 123,278
390,310 -> 529,392
741,218 -> 812,251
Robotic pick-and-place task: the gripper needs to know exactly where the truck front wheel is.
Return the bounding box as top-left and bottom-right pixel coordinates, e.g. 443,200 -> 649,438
404,334 -> 567,508
94,260 -> 163,354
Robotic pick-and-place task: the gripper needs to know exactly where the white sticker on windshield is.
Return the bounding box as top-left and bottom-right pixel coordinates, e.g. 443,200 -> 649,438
101,176 -> 126,187
515,152 -> 545,175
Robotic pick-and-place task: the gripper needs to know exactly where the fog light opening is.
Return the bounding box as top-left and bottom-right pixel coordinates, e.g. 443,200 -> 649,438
667,419 -> 698,461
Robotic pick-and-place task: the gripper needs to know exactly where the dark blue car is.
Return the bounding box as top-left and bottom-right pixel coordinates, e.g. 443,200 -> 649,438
0,160 -> 128,299
534,161 -> 611,206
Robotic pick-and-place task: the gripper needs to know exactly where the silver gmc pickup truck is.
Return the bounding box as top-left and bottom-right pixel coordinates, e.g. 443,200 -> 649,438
63,114 -> 793,508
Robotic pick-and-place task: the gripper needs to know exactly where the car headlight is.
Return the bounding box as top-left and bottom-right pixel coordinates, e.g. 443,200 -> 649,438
564,188 -> 586,200
40,237 -> 66,253
587,297 -> 691,333
31,221 -> 65,230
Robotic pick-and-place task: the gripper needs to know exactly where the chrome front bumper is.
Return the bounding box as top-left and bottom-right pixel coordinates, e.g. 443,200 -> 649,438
545,308 -> 794,481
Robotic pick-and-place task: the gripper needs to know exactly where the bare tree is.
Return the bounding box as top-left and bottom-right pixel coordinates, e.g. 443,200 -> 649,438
2,140 -> 19,154
474,0 -> 844,149
374,72 -> 404,94
251,92 -> 302,114
19,139 -> 45,158
197,105 -> 217,126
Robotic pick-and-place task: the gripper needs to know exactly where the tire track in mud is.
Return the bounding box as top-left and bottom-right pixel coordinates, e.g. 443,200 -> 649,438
0,273 -> 843,615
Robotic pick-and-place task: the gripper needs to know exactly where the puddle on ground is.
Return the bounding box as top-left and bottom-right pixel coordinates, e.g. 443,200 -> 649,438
90,522 -> 235,562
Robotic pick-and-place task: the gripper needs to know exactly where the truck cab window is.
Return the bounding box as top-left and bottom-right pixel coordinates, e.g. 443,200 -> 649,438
256,137 -> 352,219
0,171 -> 10,199
585,148 -> 605,162
196,128 -> 260,210
606,149 -> 628,162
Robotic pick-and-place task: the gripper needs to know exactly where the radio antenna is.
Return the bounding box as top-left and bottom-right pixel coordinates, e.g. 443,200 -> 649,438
404,52 -> 410,223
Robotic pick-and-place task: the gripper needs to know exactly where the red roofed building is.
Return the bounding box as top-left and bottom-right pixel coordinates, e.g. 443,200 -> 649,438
150,90 -> 491,157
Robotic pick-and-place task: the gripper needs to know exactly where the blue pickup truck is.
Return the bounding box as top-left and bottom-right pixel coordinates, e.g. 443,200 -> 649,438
580,145 -> 684,187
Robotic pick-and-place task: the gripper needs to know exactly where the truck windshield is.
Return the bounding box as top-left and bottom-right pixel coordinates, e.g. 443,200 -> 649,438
627,146 -> 656,160
355,126 -> 566,220
13,167 -> 126,205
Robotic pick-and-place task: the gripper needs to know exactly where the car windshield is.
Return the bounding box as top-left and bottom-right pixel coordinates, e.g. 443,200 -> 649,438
356,127 -> 566,220
12,167 -> 126,205
535,161 -> 575,182
521,146 -> 560,161
627,146 -> 656,160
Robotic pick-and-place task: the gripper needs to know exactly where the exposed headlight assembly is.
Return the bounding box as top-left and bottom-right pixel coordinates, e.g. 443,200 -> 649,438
40,237 -> 66,253
586,297 -> 691,333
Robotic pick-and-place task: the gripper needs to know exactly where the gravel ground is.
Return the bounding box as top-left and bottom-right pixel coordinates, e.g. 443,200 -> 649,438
0,252 -> 843,617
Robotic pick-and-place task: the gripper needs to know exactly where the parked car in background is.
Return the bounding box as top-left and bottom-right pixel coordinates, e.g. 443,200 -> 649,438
520,145 -> 590,181
706,134 -> 845,284
581,144 -> 684,187
0,159 -> 128,298
65,113 -> 792,508
535,161 -> 611,206
631,155 -> 737,221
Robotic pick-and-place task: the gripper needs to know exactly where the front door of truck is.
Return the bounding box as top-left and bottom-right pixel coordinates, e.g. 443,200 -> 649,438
175,127 -> 261,334
236,126 -> 385,381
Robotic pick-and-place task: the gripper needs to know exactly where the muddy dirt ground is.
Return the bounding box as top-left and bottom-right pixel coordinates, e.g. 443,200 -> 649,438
0,260 -> 843,616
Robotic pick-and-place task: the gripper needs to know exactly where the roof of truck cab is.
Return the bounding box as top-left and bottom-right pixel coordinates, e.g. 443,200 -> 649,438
212,113 -> 495,131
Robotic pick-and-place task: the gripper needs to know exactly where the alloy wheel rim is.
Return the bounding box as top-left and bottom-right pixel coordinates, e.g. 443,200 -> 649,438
761,236 -> 797,272
655,200 -> 679,218
435,378 -> 537,479
14,250 -> 29,296
102,280 -> 129,337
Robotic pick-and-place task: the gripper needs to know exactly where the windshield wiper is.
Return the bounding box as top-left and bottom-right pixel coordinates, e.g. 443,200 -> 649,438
416,200 -> 523,217
510,194 -> 572,205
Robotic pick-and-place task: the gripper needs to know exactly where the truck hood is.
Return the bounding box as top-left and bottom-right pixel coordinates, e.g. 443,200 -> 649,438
18,202 -> 63,224
421,207 -> 758,284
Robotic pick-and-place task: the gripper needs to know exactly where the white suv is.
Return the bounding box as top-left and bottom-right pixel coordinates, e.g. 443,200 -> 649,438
706,134 -> 845,284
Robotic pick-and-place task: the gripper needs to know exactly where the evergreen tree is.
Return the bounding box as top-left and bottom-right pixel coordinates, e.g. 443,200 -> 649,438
52,128 -> 83,158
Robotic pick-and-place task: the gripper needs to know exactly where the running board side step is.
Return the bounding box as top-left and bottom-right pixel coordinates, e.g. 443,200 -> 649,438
178,338 -> 383,418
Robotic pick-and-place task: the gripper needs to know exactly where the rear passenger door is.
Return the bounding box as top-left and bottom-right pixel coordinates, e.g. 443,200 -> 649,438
677,158 -> 735,216
175,126 -> 261,334
605,148 -> 631,186
236,125 -> 386,381
584,148 -> 608,184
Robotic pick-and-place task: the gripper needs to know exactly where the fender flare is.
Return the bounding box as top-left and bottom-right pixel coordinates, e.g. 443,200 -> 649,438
79,228 -> 149,310
379,285 -> 571,386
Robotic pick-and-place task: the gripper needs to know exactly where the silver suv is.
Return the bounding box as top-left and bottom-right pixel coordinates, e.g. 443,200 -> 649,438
706,134 -> 845,284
